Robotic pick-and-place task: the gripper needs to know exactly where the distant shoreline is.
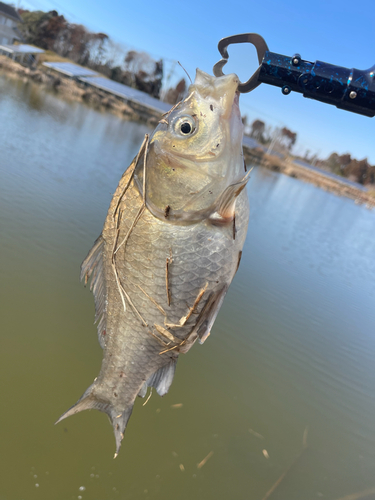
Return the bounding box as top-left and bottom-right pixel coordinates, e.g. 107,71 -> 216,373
244,149 -> 375,209
0,55 -> 161,126
1,55 -> 373,210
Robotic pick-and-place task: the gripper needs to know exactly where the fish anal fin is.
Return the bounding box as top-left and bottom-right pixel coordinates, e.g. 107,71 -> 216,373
146,360 -> 177,397
80,235 -> 107,349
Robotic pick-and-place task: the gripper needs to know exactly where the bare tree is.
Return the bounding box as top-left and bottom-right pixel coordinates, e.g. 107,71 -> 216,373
250,119 -> 266,143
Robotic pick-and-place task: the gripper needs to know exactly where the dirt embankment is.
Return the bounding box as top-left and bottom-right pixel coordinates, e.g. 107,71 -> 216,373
0,55 -> 161,127
243,148 -> 375,210
1,55 -> 374,209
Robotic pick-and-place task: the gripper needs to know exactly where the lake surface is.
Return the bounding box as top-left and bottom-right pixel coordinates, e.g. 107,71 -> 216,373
1,73 -> 375,500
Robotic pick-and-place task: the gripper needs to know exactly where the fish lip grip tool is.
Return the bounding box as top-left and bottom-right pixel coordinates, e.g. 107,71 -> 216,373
213,33 -> 375,117
213,33 -> 269,93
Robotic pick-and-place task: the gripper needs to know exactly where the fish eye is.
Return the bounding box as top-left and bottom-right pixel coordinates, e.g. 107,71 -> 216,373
181,122 -> 192,134
173,115 -> 197,137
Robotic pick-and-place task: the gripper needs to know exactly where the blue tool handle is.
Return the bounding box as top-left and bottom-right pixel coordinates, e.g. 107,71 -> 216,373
259,51 -> 375,117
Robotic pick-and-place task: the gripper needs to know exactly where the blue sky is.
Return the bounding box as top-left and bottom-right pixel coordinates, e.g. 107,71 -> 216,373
21,0 -> 375,162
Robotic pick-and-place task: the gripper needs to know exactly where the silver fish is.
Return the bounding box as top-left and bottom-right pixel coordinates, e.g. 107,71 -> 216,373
56,69 -> 250,456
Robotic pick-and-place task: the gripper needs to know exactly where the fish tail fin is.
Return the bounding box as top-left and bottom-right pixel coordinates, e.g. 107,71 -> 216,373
111,408 -> 133,458
54,382 -> 100,424
55,383 -> 133,457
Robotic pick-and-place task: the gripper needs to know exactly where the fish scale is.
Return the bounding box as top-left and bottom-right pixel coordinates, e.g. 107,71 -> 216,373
56,69 -> 250,456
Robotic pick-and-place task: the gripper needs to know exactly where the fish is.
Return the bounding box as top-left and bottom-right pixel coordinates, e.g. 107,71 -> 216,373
56,69 -> 250,457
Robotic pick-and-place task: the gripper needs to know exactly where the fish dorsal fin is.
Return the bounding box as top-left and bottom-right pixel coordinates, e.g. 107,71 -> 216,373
210,172 -> 250,224
146,360 -> 177,396
80,235 -> 107,348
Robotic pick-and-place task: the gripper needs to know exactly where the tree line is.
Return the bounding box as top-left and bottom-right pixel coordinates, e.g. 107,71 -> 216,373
17,9 -> 186,102
246,117 -> 375,186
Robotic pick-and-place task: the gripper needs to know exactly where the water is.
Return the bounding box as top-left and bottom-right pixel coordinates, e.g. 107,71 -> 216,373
1,74 -> 375,500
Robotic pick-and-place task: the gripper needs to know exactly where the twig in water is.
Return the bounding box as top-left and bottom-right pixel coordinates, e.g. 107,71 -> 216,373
142,387 -> 153,406
197,451 -> 214,469
303,425 -> 309,448
334,487 -> 375,500
261,425 -> 309,500
248,428 -> 264,439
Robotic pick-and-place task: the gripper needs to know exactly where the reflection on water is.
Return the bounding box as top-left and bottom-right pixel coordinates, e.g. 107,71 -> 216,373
1,74 -> 375,500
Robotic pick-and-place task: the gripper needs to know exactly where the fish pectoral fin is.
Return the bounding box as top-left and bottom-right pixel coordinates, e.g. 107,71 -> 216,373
210,172 -> 250,223
80,235 -> 107,349
179,286 -> 228,354
146,359 -> 177,397
196,286 -> 227,343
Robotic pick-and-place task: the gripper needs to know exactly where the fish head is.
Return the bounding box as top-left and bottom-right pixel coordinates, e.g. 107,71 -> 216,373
135,69 -> 246,222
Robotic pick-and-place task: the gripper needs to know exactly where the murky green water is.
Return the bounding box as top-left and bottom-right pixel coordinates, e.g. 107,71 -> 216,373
1,74 -> 375,500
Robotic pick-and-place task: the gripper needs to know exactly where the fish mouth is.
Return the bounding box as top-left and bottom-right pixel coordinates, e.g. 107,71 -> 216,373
191,69 -> 240,118
220,80 -> 241,120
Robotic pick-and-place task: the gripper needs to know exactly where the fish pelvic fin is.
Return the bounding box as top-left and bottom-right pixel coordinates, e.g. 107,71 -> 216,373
55,383 -> 133,457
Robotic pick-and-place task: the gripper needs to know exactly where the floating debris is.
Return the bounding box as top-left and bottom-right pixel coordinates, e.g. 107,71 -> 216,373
302,425 -> 309,448
179,464 -> 185,472
249,428 -> 264,439
197,451 -> 214,469
142,388 -> 153,406
261,425 -> 309,500
262,449 -> 270,459
335,487 -> 375,500
171,403 -> 183,409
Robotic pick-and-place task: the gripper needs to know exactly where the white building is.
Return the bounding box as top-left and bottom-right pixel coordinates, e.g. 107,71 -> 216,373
0,2 -> 22,46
